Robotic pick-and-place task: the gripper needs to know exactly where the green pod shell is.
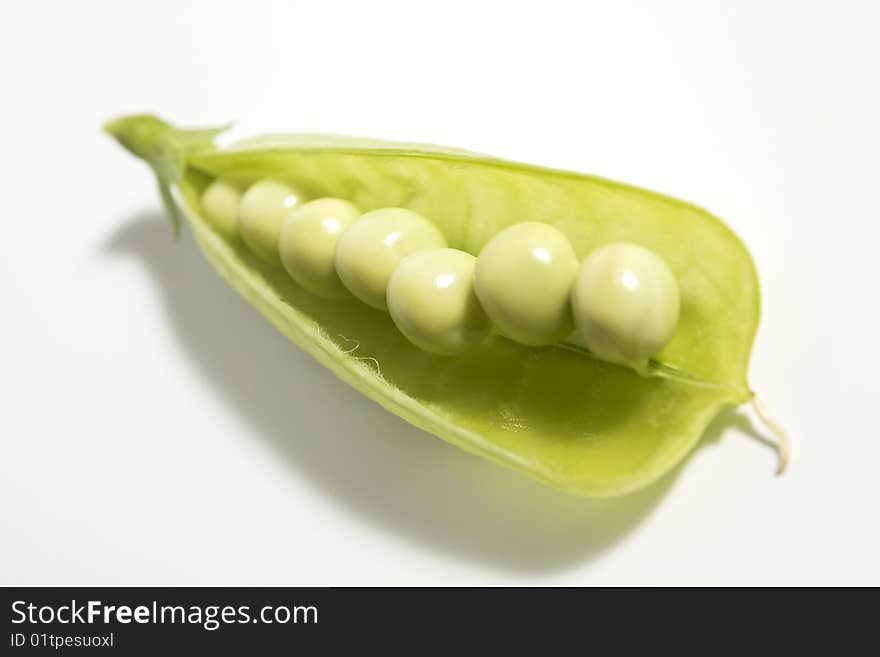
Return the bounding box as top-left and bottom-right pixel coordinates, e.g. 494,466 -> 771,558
105,115 -> 761,497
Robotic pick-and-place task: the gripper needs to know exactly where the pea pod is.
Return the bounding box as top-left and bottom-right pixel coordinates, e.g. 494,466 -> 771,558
105,114 -> 787,497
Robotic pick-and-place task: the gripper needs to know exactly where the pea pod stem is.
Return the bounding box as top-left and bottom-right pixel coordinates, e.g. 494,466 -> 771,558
103,114 -> 228,236
750,393 -> 791,475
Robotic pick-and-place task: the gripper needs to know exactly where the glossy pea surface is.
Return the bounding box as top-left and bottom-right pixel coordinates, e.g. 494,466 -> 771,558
572,242 -> 680,370
474,222 -> 579,346
201,177 -> 243,239
279,198 -> 360,298
387,248 -> 491,356
335,208 -> 447,309
239,179 -> 302,263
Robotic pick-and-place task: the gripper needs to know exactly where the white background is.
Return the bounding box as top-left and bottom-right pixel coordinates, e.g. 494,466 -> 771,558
2,0 -> 878,586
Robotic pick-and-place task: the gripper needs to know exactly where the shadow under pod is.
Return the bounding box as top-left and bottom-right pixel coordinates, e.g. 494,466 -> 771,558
104,211 -> 751,576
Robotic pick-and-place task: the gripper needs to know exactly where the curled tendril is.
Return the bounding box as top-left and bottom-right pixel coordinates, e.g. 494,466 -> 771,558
750,393 -> 790,475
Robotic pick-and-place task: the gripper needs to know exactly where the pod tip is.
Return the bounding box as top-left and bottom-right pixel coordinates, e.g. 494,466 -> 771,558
749,392 -> 791,476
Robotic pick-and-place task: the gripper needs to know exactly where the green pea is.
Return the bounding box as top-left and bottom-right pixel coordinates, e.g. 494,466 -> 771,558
279,198 -> 361,298
239,179 -> 303,264
335,208 -> 447,309
572,243 -> 680,371
387,248 -> 491,356
473,222 -> 579,346
201,177 -> 243,239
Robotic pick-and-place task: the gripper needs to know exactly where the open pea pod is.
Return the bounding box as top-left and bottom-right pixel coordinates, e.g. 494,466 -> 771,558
106,114 -> 780,497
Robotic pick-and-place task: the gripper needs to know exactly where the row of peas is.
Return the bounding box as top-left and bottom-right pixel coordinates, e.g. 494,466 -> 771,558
200,177 -> 680,368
